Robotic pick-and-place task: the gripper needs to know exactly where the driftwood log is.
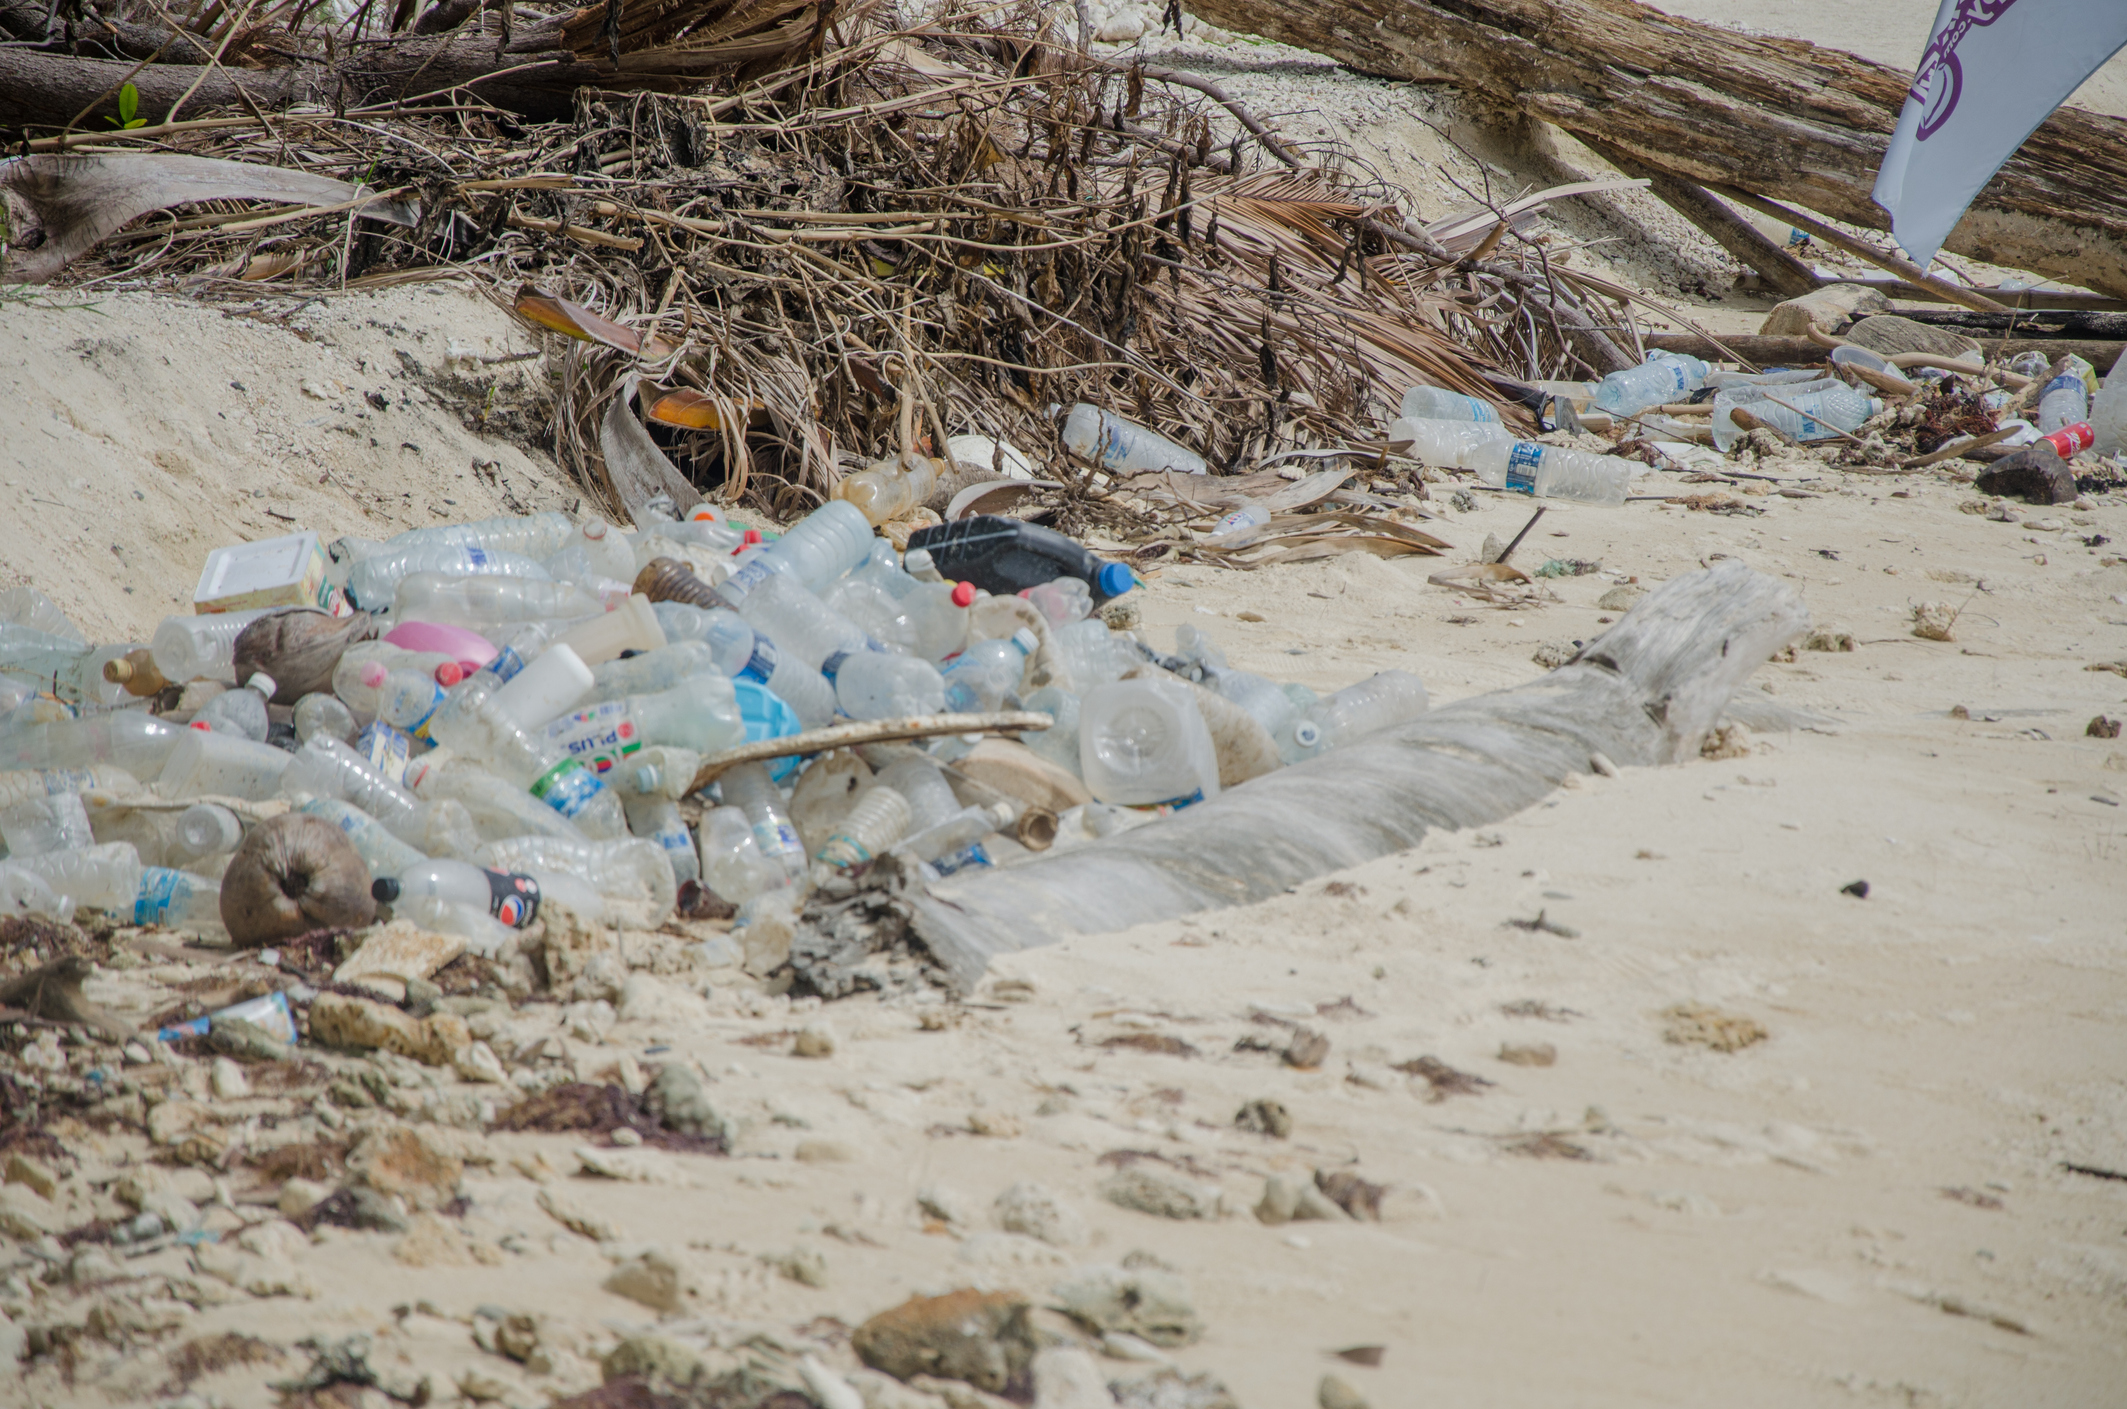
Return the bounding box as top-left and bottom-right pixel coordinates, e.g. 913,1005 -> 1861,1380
829,561 -> 1807,991
1182,0 -> 2127,300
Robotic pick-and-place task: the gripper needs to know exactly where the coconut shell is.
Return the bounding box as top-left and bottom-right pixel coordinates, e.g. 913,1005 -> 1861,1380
219,812 -> 376,948
232,609 -> 375,704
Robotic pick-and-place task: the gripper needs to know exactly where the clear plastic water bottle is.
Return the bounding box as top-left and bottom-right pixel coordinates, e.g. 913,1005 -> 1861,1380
297,796 -> 430,877
1399,385 -> 1502,423
651,604 -> 835,729
1207,668 -> 1302,756
373,509 -> 575,562
1204,503 -> 1271,544
1388,415 -> 1512,468
9,841 -> 142,911
1593,351 -> 1711,415
1079,677 -> 1220,808
698,805 -> 784,905
1710,381 -> 1880,450
334,642 -> 452,717
1059,404 -> 1207,475
813,785 -> 911,872
372,857 -> 546,928
133,866 -> 223,931
0,792 -> 94,857
738,573 -> 875,670
1288,669 -> 1429,760
474,834 -> 676,913
714,501 -> 875,607
874,756 -> 962,832
0,865 -> 74,923
1020,685 -> 1082,775
372,666 -> 451,742
835,451 -> 942,526
625,794 -> 700,886
582,641 -> 715,704
543,675 -> 746,775
546,517 -> 638,585
2038,374 -> 2092,435
893,802 -> 1011,868
293,692 -> 358,744
150,608 -> 274,684
0,713 -> 184,783
403,749 -> 587,844
192,672 -> 275,742
390,573 -> 608,630
943,629 -> 1036,712
830,651 -> 944,719
1466,440 -> 1634,507
348,542 -> 552,612
718,762 -> 807,883
157,731 -> 292,800
174,803 -> 244,862
1053,617 -> 1128,690
1019,579 -> 1091,626
282,736 -> 475,858
419,674 -> 627,838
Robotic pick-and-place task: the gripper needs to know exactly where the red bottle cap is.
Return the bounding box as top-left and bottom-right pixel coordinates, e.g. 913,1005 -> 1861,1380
189,720 -> 211,731
951,581 -> 976,608
743,528 -> 763,545
435,661 -> 464,686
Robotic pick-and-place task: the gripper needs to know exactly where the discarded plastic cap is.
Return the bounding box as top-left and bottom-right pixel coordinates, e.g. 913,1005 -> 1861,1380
1095,562 -> 1135,600
742,528 -> 763,546
1010,628 -> 1039,655
435,661 -> 464,687
634,765 -> 661,793
950,581 -> 977,608
104,658 -> 135,684
1293,720 -> 1323,749
688,504 -> 725,523
583,519 -> 611,541
244,672 -> 276,699
189,720 -> 212,731
370,877 -> 401,903
361,662 -> 387,688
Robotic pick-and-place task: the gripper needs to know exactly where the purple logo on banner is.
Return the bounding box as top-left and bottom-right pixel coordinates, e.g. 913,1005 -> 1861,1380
1912,0 -> 2022,139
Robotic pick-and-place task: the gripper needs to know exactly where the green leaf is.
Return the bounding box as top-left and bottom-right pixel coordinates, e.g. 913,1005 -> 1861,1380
118,82 -> 138,126
123,118 -> 146,129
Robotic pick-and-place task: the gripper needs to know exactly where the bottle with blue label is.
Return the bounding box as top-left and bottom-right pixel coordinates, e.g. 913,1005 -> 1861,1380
651,602 -> 837,728
1465,439 -> 1634,507
1592,351 -> 1711,416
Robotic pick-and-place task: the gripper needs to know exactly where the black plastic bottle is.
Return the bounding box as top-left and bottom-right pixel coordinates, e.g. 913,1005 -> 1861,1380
905,517 -> 1136,603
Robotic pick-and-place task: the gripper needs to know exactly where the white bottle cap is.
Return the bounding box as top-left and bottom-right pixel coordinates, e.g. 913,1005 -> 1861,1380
245,672 -> 277,699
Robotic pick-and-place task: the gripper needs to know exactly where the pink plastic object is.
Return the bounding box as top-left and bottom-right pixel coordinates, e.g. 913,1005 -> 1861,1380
385,621 -> 498,677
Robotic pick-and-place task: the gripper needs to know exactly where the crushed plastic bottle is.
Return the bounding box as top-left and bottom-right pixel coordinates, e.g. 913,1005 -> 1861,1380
699,805 -> 784,906
1400,385 -> 1502,423
942,628 -> 1036,712
191,672 -> 275,742
347,542 -> 551,612
282,736 -> 475,858
1019,578 -> 1091,626
474,834 -> 677,913
1059,403 -> 1207,475
833,651 -> 946,720
813,785 -> 911,873
1593,351 -> 1710,415
1465,440 -> 1634,507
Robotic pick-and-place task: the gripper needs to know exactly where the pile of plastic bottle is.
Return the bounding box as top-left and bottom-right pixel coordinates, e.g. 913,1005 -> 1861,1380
0,474 -> 1437,949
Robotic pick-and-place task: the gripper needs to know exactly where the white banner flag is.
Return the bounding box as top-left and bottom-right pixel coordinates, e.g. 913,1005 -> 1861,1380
1873,0 -> 2127,268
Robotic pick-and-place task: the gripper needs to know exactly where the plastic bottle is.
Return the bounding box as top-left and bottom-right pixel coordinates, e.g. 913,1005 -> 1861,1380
8,842 -> 142,911
543,675 -> 746,777
624,794 -> 700,886
546,518 -> 638,586
0,866 -> 75,924
1592,351 -> 1711,415
156,731 -> 292,801
908,516 -> 1136,604
390,574 -> 607,631
292,692 -> 358,744
282,736 -> 475,858
833,651 -> 946,720
698,805 -> 783,905
718,761 -> 807,883
1710,380 -> 1880,450
475,834 -> 677,913
418,675 -> 627,838
904,549 -> 944,584
487,643 -> 593,733
1387,415 -> 1513,468
1078,677 -> 1220,808
1287,669 -> 1430,760
1206,669 -> 1303,756
371,509 -> 575,563
894,802 -> 1013,874
372,858 -> 546,928
942,628 -> 1036,712
148,609 -> 275,685
874,756 -> 962,832
1204,503 -> 1271,544
835,451 -> 943,526
372,666 -> 451,742
902,580 -> 977,663
347,542 -> 552,612
0,713 -> 185,783
824,547 -> 923,653
738,573 -> 875,670
297,796 -> 430,877
1019,578 -> 1091,627
648,604 -> 836,728
1465,440 -> 1634,507
132,867 -> 223,931
102,649 -> 171,699
1059,403 -> 1207,475
1021,685 -> 1082,775
2038,373 -> 2092,435
403,749 -> 588,844
175,803 -> 244,861
813,785 -> 911,872
584,641 -> 718,704
0,791 -> 94,857
713,500 -> 875,606
1399,385 -> 1502,424
192,672 -> 275,742
1053,618 -> 1127,690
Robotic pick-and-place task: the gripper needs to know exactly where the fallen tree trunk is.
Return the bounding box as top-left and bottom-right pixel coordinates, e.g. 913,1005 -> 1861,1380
870,560 -> 1806,990
1642,332 -> 2123,372
1182,0 -> 2127,300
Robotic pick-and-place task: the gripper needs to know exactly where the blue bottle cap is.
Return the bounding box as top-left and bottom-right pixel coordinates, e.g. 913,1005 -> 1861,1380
1095,561 -> 1135,600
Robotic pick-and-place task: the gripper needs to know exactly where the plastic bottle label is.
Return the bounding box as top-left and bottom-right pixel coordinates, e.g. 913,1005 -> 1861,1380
132,868 -> 186,925
930,842 -> 993,877
355,723 -> 412,787
529,758 -> 607,819
466,547 -> 491,568
544,702 -> 643,775
1470,399 -> 1500,425
753,819 -> 803,859
2043,374 -> 2082,400
1504,443 -> 1543,495
1123,789 -> 1206,816
719,558 -> 775,605
1667,362 -> 1690,394
486,646 -> 527,684
819,651 -> 849,683
39,768 -> 99,796
398,684 -> 444,741
484,869 -> 540,927
739,638 -> 778,686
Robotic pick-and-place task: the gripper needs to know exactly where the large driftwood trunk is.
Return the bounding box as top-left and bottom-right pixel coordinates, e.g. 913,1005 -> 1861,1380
880,561 -> 1807,990
1182,0 -> 2127,299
